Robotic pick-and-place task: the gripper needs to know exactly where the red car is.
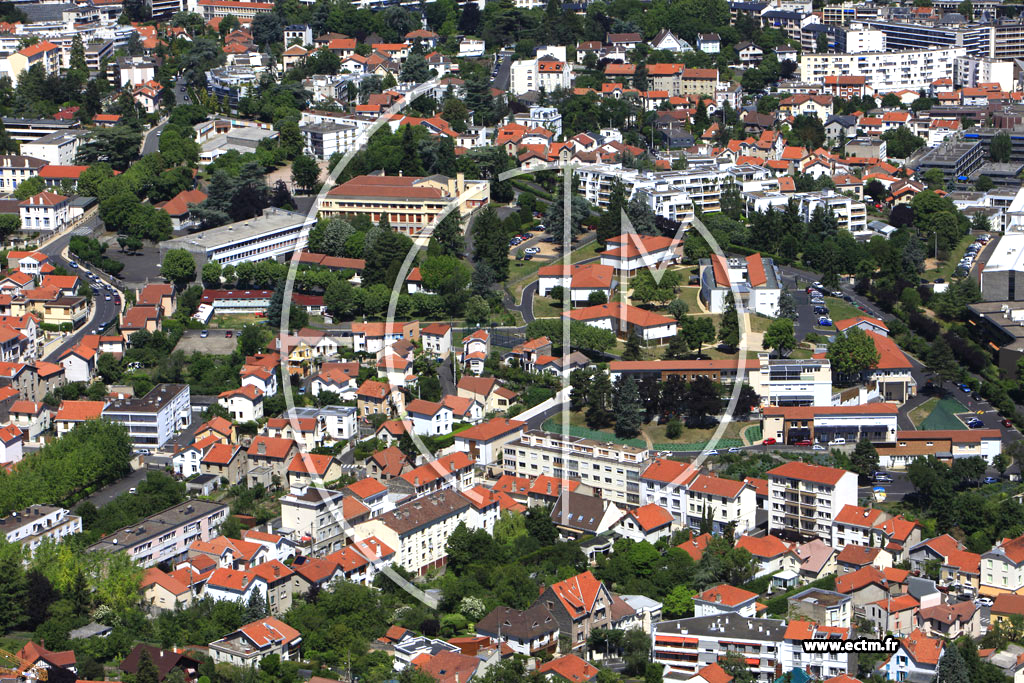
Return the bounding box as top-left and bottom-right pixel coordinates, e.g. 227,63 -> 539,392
793,439 -> 812,446
1004,419 -> 1014,428
225,330 -> 233,338
763,438 -> 777,445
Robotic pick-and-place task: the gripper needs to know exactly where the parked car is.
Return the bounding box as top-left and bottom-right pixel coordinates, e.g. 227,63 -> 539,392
704,449 -> 718,456
968,419 -> 985,429
128,487 -> 137,494
524,247 -> 540,255
104,295 -> 111,301
818,317 -> 833,326
793,439 -> 812,446
812,444 -> 826,450
762,438 -> 777,445
976,596 -> 994,606
68,262 -> 77,268
225,330 -> 233,337
1003,419 -> 1014,428
828,437 -> 847,445
873,471 -> 893,483
972,392 -> 982,401
958,383 -> 972,393
200,329 -> 209,338
983,476 -> 1000,484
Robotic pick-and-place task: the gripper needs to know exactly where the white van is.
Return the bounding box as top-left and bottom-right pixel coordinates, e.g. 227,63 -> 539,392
828,437 -> 846,446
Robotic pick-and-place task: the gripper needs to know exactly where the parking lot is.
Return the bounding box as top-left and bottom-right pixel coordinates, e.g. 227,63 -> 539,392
174,328 -> 240,355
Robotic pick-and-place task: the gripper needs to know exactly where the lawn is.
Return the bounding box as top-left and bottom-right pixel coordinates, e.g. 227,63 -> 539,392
533,294 -> 566,319
908,397 -> 939,428
209,314 -> 265,328
544,410 -> 752,451
509,239 -> 601,299
918,397 -> 970,430
923,232 -> 975,282
749,315 -> 774,333
823,297 -> 864,324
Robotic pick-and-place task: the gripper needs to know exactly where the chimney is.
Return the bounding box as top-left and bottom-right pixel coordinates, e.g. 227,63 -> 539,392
274,565 -> 280,577
258,441 -> 266,455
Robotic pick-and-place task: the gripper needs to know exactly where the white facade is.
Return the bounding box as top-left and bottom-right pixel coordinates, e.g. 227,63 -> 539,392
0,505 -> 81,556
955,56 -> 1018,92
768,463 -> 860,541
800,47 -> 967,93
19,192 -> 70,233
509,58 -> 572,96
840,29 -> 886,53
103,383 -> 192,448
20,132 -> 83,166
408,403 -> 454,436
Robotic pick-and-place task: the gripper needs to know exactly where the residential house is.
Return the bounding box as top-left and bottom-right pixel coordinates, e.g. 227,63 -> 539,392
532,571 -> 613,652
218,385 -> 264,422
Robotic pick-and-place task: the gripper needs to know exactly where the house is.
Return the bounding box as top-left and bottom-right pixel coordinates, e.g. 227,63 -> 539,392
917,600 -> 980,639
837,544 -> 892,574
879,629 -> 943,682
311,363 -> 358,400
441,395 -> 482,424
697,33 -> 721,53
241,366 -> 277,397
788,587 -> 852,627
551,490 -> 622,538
201,443 -> 248,486
532,571 -> 613,652
460,329 -> 490,375
19,191 -> 70,233
836,565 -> 909,607
475,604 -> 559,656
767,462 -> 859,542
421,323 -> 452,359
693,584 -> 760,618
54,399 -> 105,437
405,399 -> 454,436
246,436 -> 299,488
685,474 -> 757,537
286,452 -> 342,491
537,655 -> 600,682
119,644 -> 199,682
140,567 -> 193,613
218,385 -> 264,423
209,616 -> 302,667
736,534 -> 798,578
650,29 -> 692,53
357,379 -> 404,418
565,302 -> 677,344
863,593 -> 919,636
457,375 -> 513,414
366,446 -> 410,482
981,532 -> 1024,597
612,503 -> 675,543
452,417 -> 525,467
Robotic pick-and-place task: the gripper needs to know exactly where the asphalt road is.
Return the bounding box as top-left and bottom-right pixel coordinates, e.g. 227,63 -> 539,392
491,53 -> 512,92
80,468 -> 150,509
142,121 -> 167,156
38,217 -> 121,362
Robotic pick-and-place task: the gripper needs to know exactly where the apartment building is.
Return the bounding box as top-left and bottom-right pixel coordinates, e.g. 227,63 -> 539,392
351,489 -> 475,575
0,505 -> 81,556
767,462 -> 859,541
860,20 -> 991,55
19,191 -> 71,233
574,164 -> 731,221
747,354 -> 833,407
161,208 -> 316,268
279,487 -> 369,557
209,617 -> 301,667
800,47 -> 967,92
102,383 -> 190,448
685,474 -> 758,536
875,429 -> 1002,469
317,173 -> 489,236
647,64 -> 719,97
86,500 -> 229,567
955,56 -> 1017,91
652,615 -> 787,680
744,189 -> 867,233
476,605 -> 559,656
502,429 -> 650,507
761,404 -> 901,445
0,155 -> 45,193
509,56 -> 573,96
533,570 -> 613,652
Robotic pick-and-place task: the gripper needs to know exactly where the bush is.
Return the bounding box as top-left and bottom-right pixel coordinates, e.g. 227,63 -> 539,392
666,419 -> 682,439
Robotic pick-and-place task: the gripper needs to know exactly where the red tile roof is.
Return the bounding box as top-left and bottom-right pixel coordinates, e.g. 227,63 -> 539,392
55,400 -> 104,422
677,532 -> 712,561
537,654 -> 599,682
736,534 -> 792,559
695,584 -> 758,607
622,503 -> 674,531
767,461 -> 852,485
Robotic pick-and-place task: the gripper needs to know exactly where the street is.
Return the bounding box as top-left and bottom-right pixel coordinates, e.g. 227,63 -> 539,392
80,468 -> 150,509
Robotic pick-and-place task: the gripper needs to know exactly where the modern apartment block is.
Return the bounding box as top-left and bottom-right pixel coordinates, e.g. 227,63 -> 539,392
86,500 -> 229,567
652,616 -> 787,680
0,505 -> 81,556
760,404 -> 901,445
102,383 -> 191,448
767,462 -> 859,542
501,429 -> 650,507
800,47 -> 967,92
859,20 -> 991,56
161,208 -> 317,268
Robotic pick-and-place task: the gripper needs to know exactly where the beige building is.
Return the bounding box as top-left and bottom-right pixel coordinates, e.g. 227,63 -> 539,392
140,568 -> 193,612
352,488 -> 474,575
318,173 -> 489,237
280,487 -> 369,557
201,443 -> 248,485
501,429 -> 650,508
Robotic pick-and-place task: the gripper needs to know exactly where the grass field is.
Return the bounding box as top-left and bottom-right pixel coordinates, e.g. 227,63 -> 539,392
532,294 -> 565,318
508,239 -> 601,299
209,314 -> 264,328
823,297 -> 864,324
543,410 -> 751,451
919,397 -> 970,430
923,232 -> 975,282
909,397 -> 939,427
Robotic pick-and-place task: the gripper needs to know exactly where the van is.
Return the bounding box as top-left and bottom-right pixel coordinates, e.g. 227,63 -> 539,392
828,437 -> 846,445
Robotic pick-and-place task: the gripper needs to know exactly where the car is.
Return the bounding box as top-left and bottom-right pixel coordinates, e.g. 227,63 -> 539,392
536,224 -> 546,231
524,247 -> 540,254
959,383 -> 972,393
873,472 -> 893,483
1004,419 -> 1015,428
843,295 -> 853,302
972,392 -> 982,401
128,487 -> 137,494
727,447 -> 740,453
818,317 -> 833,326
812,444 -> 826,450
812,281 -> 822,288
828,437 -> 847,445
968,420 -> 985,429
225,330 -> 233,337
298,386 -> 306,394
200,329 -> 209,338
793,439 -> 812,446
806,287 -> 815,294
659,451 -> 672,457
983,476 -> 999,484
976,596 -> 994,607
524,253 -> 534,260
762,438 -> 777,445
832,290 -> 843,297
935,278 -> 945,283
704,449 -> 719,456
104,295 -> 110,301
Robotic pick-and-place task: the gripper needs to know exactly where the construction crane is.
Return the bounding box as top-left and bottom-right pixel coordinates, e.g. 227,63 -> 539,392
0,648 -> 48,681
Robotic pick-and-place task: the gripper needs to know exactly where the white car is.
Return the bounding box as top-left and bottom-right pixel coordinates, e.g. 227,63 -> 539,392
812,444 -> 826,450
975,596 -> 993,607
524,247 -> 540,255
704,449 -> 719,456
105,295 -> 111,301
828,437 -> 846,446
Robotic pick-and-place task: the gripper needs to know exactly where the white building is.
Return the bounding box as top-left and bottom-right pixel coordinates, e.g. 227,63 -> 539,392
509,56 -> 572,96
767,462 -> 859,541
301,122 -> 359,160
956,56 -> 1017,91
653,616 -> 786,680
161,208 -> 316,268
699,253 -> 783,317
512,106 -> 563,136
0,155 -> 45,193
218,385 -> 264,423
405,399 -> 454,436
838,28 -> 886,53
800,47 -> 967,93
102,383 -> 191,449
565,302 -> 677,344
0,505 -> 81,557
19,191 -> 70,233
20,131 -> 84,166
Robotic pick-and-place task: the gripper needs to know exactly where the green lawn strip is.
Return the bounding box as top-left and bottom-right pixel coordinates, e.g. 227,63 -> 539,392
822,297 -> 864,323
908,397 -> 938,427
920,397 -> 970,430
923,232 -> 975,282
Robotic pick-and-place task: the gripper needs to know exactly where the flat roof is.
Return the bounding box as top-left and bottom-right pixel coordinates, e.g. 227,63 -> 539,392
984,233 -> 1024,274
104,383 -> 188,415
86,500 -> 228,552
163,208 -> 313,253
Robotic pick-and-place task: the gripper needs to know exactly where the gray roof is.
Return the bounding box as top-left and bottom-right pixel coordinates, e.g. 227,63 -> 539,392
477,604 -> 559,640
551,490 -> 608,533
162,208 -> 313,254
20,2 -> 77,21
655,614 -> 787,640
86,500 -> 228,552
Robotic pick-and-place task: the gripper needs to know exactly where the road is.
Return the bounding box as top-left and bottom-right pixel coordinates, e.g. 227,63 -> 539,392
491,53 -> 512,92
37,215 -> 121,362
80,468 -> 150,508
142,121 -> 167,156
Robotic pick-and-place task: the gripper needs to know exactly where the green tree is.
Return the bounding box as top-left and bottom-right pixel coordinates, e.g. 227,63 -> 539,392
0,538 -> 26,631
719,293 -> 739,348
826,327 -> 880,380
136,649 -> 160,683
678,316 -> 716,356
585,370 -> 614,428
926,336 -> 960,382
667,298 -> 689,321
851,438 -> 880,482
936,638 -> 971,683
160,249 -> 196,289
202,261 -> 222,288
401,52 -> 431,83
975,175 -> 995,192
290,155 -> 320,193
662,585 -> 695,619
613,377 -> 643,438
761,318 -> 795,357
991,131 -> 1012,163
12,175 -> 44,200
464,295 -> 490,326
881,126 -> 926,159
